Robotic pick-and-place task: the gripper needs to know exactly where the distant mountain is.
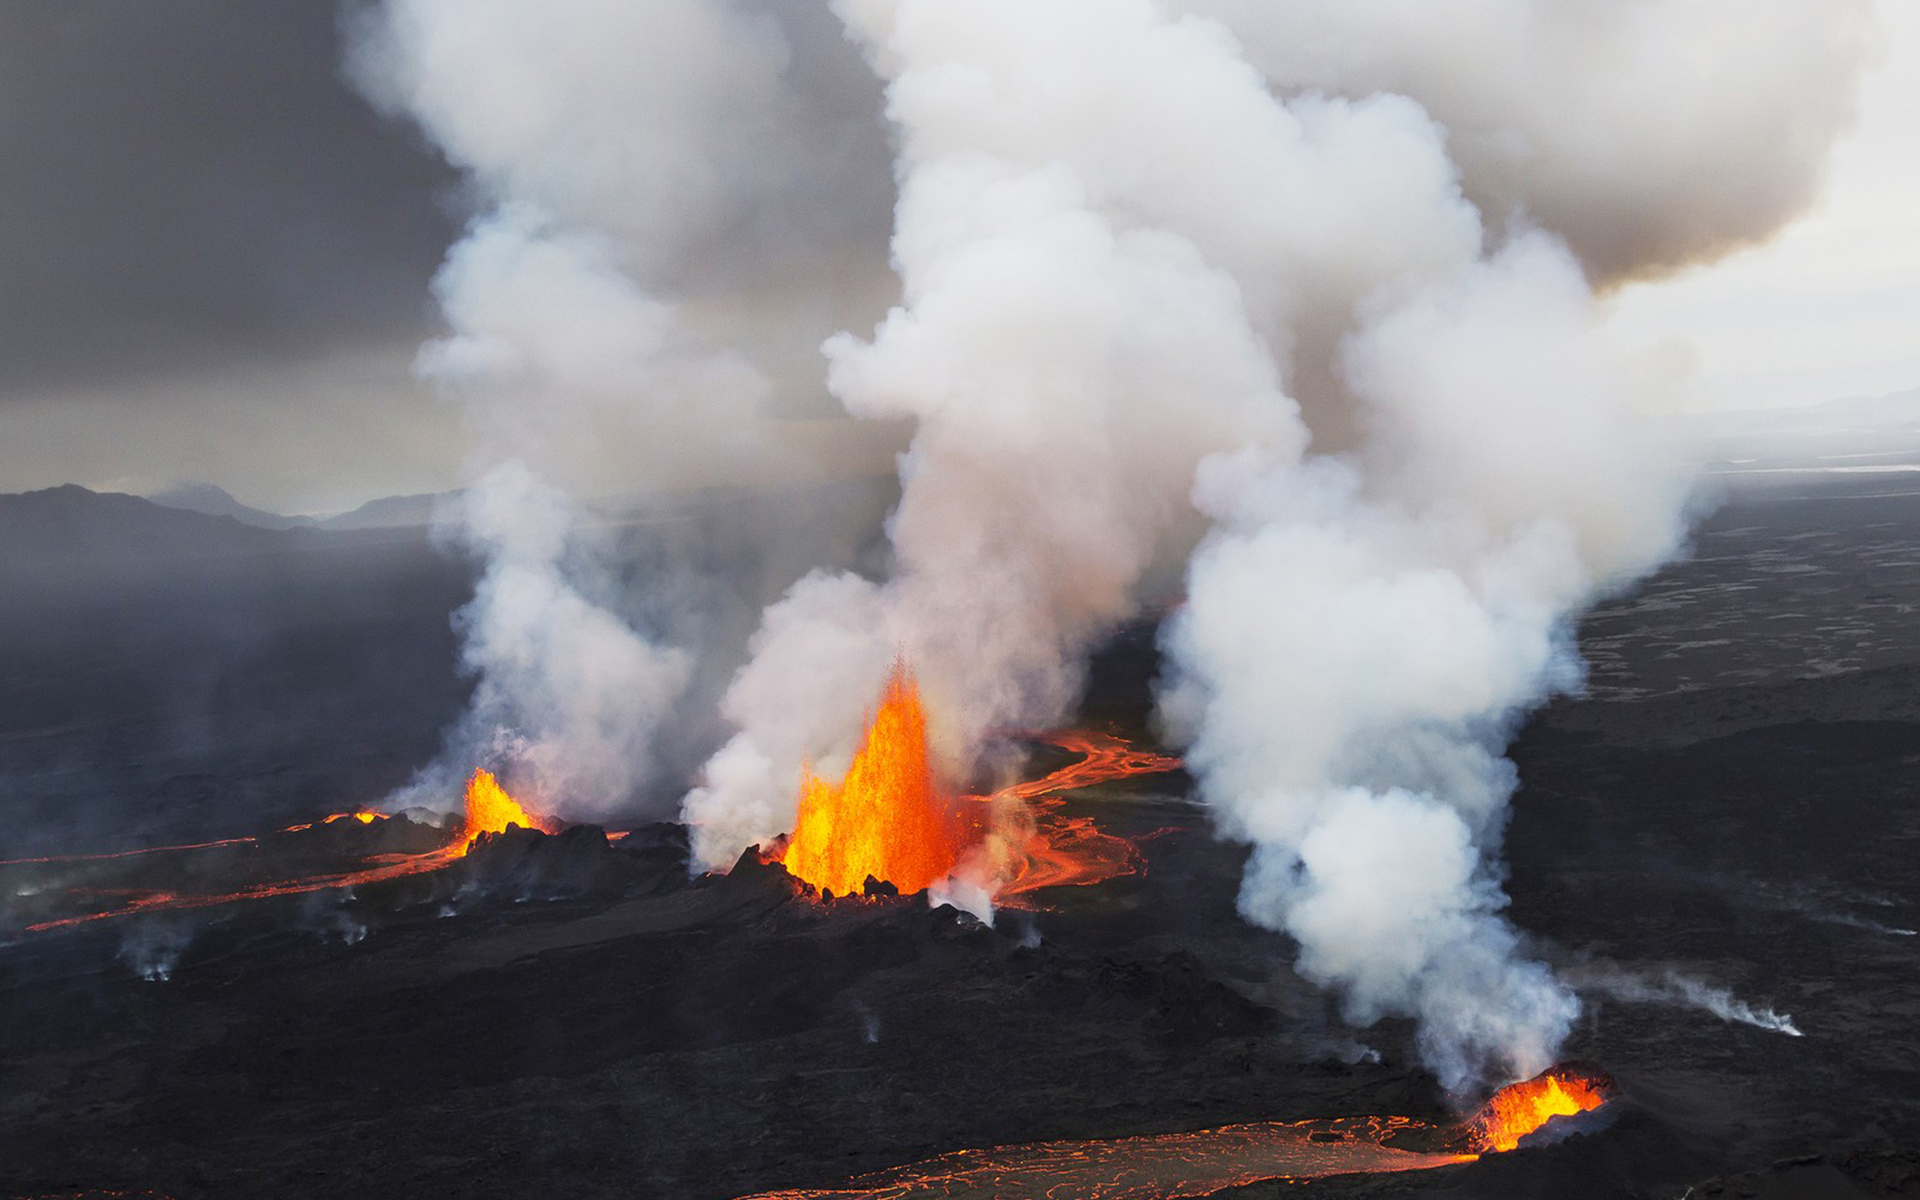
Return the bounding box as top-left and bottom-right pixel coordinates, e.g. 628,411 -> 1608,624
319,491 -> 457,531
145,482 -> 316,531
0,484 -> 298,574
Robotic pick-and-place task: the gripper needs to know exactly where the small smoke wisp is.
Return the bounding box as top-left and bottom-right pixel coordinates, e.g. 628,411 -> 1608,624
1567,964 -> 1804,1037
118,921 -> 197,983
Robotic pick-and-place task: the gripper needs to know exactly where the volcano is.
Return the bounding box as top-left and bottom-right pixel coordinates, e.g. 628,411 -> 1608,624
2,480 -> 1917,1198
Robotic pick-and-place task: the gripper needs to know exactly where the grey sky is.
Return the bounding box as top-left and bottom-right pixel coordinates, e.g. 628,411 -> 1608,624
0,2 -> 1913,513
0,1 -> 462,512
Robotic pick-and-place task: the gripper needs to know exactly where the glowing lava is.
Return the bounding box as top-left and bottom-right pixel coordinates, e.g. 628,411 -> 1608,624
740,1064 -> 1615,1198
457,768 -> 551,852
1465,1063 -> 1612,1152
996,730 -> 1181,903
737,1116 -> 1474,1199
17,769 -> 553,934
782,666 -> 964,897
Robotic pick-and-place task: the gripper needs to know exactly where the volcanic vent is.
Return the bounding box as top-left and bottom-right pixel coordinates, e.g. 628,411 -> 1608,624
781,665 -> 964,898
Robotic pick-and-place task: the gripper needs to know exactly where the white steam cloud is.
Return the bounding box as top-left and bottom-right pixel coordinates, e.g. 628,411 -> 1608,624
349,0 -> 1870,1087
349,0 -> 891,818
688,0 -> 1862,1090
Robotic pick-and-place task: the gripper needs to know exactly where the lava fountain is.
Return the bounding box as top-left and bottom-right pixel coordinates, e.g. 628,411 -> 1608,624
774,664 -> 1181,902
457,768 -> 554,851
782,665 -> 965,897
1462,1061 -> 1611,1152
739,1064 -> 1615,1198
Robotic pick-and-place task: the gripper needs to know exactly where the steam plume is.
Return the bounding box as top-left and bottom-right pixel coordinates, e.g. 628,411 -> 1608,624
1567,964 -> 1805,1037
1174,0 -> 1878,282
349,0 -> 891,818
687,0 -> 1865,1089
349,0 -> 1871,1087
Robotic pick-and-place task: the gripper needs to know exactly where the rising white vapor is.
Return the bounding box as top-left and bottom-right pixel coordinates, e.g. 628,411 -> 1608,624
352,0 -> 1871,1088
690,0 -> 1866,1090
388,462 -> 693,819
350,0 -> 888,819
1566,964 -> 1805,1037
1174,0 -> 1879,282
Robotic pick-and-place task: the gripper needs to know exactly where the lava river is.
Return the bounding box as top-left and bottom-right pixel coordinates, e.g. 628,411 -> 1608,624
739,1065 -> 1613,1199
11,769 -> 549,934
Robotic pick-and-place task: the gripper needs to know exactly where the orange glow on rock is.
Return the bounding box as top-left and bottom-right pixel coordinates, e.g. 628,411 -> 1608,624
782,665 -> 965,897
1467,1066 -> 1610,1152
458,769 -> 550,853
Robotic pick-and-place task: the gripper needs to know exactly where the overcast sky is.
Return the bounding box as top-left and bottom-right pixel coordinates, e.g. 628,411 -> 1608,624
0,1 -> 1914,513
1605,0 -> 1920,415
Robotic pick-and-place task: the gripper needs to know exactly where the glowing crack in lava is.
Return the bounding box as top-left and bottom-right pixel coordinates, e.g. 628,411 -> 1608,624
738,1065 -> 1613,1198
783,665 -> 965,897
18,769 -> 549,934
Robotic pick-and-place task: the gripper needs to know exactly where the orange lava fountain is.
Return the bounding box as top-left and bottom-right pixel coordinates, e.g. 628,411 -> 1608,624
782,666 -> 964,897
1465,1063 -> 1611,1152
457,768 -> 551,851
776,664 -> 1183,901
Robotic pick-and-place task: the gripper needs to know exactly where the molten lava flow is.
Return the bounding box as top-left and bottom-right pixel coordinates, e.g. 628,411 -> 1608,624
1003,731 -> 1183,802
17,769 -> 555,934
995,730 -> 1181,902
738,1116 -> 1475,1199
739,1063 -> 1617,1198
1465,1064 -> 1612,1152
782,666 -> 964,897
0,836 -> 262,867
456,769 -> 550,852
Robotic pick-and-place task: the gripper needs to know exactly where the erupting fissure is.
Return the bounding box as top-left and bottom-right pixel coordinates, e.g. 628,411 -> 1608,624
1464,1063 -> 1611,1152
782,665 -> 964,898
16,770 -> 552,933
458,768 -> 552,851
774,665 -> 1181,903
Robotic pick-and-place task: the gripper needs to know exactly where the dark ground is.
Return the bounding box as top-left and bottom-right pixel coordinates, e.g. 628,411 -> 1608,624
1,476 -> 1917,1199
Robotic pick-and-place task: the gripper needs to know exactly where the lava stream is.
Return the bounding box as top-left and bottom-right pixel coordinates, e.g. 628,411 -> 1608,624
2,812 -> 389,868
995,730 -> 1181,903
739,1117 -> 1472,1199
739,1065 -> 1613,1199
19,769 -> 546,934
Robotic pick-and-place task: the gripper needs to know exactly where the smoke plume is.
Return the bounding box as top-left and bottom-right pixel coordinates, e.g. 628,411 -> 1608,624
1174,0 -> 1879,283
687,0 -> 1865,1090
349,0 -> 1871,1088
348,0 -> 893,818
1566,964 -> 1805,1037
